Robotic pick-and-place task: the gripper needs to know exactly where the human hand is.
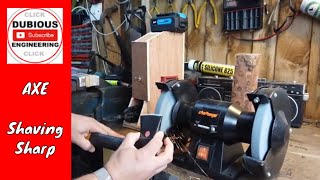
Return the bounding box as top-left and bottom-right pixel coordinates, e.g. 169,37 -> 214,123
105,131 -> 174,180
71,113 -> 123,152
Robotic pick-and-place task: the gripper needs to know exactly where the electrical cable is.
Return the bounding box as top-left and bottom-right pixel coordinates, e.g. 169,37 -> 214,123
72,6 -> 127,36
229,13 -> 298,42
72,3 -> 124,75
95,36 -> 109,75
116,0 -> 130,4
124,5 -> 147,35
94,19 -> 127,36
229,0 -> 299,42
72,6 -> 88,13
87,54 -> 96,74
86,0 -> 128,36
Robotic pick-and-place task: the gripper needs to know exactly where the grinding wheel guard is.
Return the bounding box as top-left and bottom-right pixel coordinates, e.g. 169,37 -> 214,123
243,87 -> 291,179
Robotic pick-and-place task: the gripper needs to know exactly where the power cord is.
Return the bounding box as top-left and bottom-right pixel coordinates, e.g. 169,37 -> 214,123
229,0 -> 298,42
72,5 -> 127,36
125,6 -> 147,35
116,0 -> 130,4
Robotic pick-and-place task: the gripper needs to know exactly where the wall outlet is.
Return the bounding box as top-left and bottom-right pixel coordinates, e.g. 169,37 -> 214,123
90,3 -> 102,21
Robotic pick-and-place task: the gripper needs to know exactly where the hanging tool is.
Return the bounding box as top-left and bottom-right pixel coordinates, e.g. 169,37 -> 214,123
150,0 -> 160,17
101,4 -> 132,82
181,0 -> 198,28
197,0 -> 218,27
125,6 -> 147,36
167,0 -> 176,13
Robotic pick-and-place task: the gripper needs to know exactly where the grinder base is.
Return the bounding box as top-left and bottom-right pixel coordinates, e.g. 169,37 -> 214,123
172,137 -> 245,180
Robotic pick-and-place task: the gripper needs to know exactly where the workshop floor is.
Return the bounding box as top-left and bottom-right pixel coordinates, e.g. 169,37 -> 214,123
104,122 -> 320,180
278,122 -> 320,180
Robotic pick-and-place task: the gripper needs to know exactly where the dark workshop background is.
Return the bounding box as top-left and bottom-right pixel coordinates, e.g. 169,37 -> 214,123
101,0 -> 320,121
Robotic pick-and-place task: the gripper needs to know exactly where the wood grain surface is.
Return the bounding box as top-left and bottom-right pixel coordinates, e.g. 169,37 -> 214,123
186,0 -> 206,61
252,0 -> 280,80
119,0 -> 320,120
204,0 -> 228,64
232,53 -> 261,112
274,1 -> 312,83
305,19 -> 320,120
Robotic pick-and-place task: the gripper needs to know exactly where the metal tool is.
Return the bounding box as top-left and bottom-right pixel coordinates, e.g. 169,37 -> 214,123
154,80 -> 292,179
150,0 -> 160,17
181,0 -> 198,28
88,114 -> 163,150
101,4 -> 132,82
197,0 -> 218,26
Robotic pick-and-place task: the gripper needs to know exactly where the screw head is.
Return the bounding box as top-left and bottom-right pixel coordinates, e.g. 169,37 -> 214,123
210,126 -> 216,133
267,172 -> 271,177
253,97 -> 260,103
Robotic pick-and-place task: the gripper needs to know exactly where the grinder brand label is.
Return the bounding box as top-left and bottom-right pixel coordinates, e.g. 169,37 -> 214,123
198,111 -> 219,118
7,8 -> 63,64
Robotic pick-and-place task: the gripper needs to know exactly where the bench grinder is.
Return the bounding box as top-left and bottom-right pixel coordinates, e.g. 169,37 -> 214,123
155,80 -> 292,179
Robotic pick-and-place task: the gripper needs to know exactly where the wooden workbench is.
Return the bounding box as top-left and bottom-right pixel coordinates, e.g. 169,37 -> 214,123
102,121 -> 320,180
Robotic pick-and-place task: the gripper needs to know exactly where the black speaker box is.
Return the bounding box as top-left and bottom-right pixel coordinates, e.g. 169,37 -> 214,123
258,80 -> 309,128
196,76 -> 309,128
197,76 -> 233,102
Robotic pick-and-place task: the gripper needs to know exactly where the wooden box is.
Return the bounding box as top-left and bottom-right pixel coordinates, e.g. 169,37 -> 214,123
124,32 -> 185,129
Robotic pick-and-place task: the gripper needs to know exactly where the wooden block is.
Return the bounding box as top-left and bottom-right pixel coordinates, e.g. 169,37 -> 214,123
232,53 -> 261,112
132,42 -> 149,101
131,32 -> 185,113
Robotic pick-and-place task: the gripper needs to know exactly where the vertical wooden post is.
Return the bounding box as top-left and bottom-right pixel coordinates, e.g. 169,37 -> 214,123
232,53 -> 261,112
252,0 -> 279,80
141,0 -> 151,32
103,0 -> 121,65
306,19 -> 320,120
204,0 -> 228,64
274,0 -> 312,83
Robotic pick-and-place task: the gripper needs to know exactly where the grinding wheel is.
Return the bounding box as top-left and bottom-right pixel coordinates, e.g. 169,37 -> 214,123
155,91 -> 176,133
251,102 -> 273,161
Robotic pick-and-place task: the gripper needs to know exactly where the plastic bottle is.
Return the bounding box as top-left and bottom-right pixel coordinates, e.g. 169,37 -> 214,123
298,0 -> 320,20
